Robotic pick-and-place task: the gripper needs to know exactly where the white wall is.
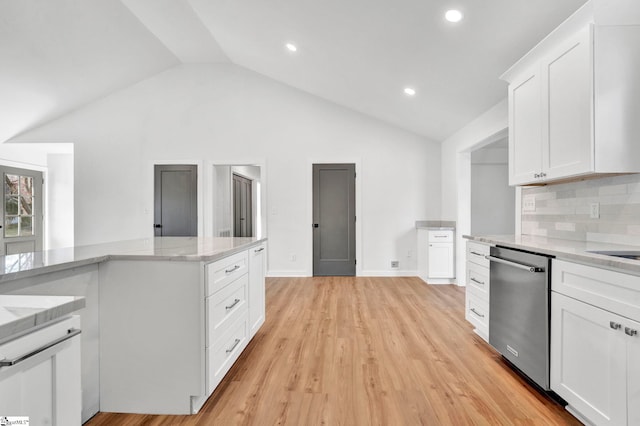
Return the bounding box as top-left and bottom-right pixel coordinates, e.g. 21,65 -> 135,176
13,64 -> 441,276
440,99 -> 508,284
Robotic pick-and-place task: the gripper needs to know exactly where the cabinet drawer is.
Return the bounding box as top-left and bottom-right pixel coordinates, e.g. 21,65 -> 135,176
206,250 -> 248,296
467,241 -> 490,268
206,274 -> 248,347
428,230 -> 453,243
206,315 -> 248,394
466,262 -> 489,301
552,259 -> 640,322
466,293 -> 489,339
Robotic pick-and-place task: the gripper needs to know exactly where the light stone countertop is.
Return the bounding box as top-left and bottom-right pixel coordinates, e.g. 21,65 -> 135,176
0,294 -> 86,342
415,220 -> 456,230
0,237 -> 267,285
464,234 -> 640,276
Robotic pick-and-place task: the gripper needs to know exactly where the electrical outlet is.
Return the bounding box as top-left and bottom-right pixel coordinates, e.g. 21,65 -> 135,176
590,202 -> 600,219
407,250 -> 412,258
391,260 -> 399,268
290,254 -> 296,262
523,195 -> 536,212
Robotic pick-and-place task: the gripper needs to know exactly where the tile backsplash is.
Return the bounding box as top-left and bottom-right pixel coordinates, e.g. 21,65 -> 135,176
521,174 -> 640,246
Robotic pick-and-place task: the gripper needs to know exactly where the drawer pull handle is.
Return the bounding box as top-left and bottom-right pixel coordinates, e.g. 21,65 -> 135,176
0,328 -> 81,367
254,247 -> 265,253
226,338 -> 241,354
225,298 -> 241,310
610,321 -> 622,330
470,308 -> 485,318
470,277 -> 485,286
625,327 -> 638,337
225,265 -> 240,274
470,251 -> 484,256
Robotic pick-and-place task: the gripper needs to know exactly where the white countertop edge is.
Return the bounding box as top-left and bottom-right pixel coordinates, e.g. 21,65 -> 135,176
0,295 -> 86,342
463,234 -> 640,276
0,237 -> 267,286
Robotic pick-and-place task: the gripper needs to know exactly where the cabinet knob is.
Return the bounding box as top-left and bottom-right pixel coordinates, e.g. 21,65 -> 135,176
610,321 -> 622,330
625,327 -> 638,337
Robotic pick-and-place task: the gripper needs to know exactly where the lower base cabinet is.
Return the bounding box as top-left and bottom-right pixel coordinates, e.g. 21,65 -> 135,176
0,316 -> 81,426
99,243 -> 266,415
551,259 -> 640,426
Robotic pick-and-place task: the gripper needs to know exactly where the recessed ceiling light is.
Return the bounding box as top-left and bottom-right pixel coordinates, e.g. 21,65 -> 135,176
404,87 -> 416,96
285,43 -> 298,52
445,9 -> 463,23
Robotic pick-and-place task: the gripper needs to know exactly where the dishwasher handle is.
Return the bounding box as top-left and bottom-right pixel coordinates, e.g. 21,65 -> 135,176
487,255 -> 545,273
0,328 -> 81,367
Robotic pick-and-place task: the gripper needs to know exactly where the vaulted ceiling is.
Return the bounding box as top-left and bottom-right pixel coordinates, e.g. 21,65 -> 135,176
1,0 -> 588,144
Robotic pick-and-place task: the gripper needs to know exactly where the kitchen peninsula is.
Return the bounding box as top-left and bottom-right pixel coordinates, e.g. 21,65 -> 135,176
0,237 -> 267,421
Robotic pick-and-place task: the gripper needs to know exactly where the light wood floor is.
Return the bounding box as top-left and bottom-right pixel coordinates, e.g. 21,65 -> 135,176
87,277 -> 580,425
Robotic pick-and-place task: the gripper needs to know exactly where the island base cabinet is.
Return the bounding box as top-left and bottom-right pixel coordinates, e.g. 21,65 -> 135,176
248,243 -> 266,336
551,292 -> 633,426
0,316 -> 81,426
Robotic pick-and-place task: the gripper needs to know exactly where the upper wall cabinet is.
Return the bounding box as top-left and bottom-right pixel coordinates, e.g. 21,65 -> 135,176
502,1 -> 640,186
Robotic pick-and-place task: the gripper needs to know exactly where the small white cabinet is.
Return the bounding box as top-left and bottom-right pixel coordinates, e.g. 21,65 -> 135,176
551,259 -> 640,426
417,228 -> 455,283
503,3 -> 640,185
0,316 -> 82,426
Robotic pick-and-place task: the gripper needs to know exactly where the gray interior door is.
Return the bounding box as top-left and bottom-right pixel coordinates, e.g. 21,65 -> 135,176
313,163 -> 356,276
0,166 -> 44,255
154,165 -> 197,236
232,173 -> 253,237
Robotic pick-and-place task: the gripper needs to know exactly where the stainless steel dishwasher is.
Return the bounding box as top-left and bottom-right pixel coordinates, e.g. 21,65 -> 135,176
488,245 -> 553,390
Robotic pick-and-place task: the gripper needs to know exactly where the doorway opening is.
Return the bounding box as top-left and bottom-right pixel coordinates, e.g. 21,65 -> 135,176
211,164 -> 263,239
470,137 -> 515,235
312,163 -> 356,276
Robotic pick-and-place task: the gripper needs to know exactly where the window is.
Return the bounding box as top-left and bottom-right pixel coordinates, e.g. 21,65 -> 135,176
4,173 -> 35,237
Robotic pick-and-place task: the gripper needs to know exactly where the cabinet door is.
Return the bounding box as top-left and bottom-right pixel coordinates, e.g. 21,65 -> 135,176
427,243 -> 453,278
551,292 -> 626,426
542,26 -> 593,180
0,319 -> 81,425
509,67 -> 543,185
248,244 -> 266,337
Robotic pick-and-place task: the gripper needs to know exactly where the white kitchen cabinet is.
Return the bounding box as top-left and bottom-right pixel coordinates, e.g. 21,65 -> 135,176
428,243 -> 454,278
0,316 -> 82,426
503,2 -> 640,185
465,241 -> 491,342
99,243 -> 267,415
248,243 -> 266,337
551,259 -> 640,426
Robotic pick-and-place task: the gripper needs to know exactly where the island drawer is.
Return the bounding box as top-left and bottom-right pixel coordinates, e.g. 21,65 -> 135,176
206,274 -> 248,347
552,259 -> 640,322
467,241 -> 490,268
206,250 -> 249,296
466,293 -> 489,338
466,262 -> 489,301
206,315 -> 248,395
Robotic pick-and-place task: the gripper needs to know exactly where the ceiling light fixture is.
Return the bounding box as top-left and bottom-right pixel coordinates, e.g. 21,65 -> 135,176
445,9 -> 463,23
404,87 -> 416,96
285,43 -> 298,52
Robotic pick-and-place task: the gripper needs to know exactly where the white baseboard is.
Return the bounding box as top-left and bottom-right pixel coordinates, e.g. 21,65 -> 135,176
266,270 -> 309,277
359,270 -> 418,277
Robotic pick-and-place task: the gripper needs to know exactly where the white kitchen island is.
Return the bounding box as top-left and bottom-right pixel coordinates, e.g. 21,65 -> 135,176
0,237 -> 267,421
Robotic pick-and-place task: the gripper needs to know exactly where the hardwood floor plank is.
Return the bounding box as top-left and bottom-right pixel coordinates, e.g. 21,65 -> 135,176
87,276 -> 580,425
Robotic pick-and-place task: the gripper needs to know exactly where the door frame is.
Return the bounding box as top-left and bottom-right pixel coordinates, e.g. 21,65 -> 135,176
307,159 -> 362,277
149,160 -> 204,238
